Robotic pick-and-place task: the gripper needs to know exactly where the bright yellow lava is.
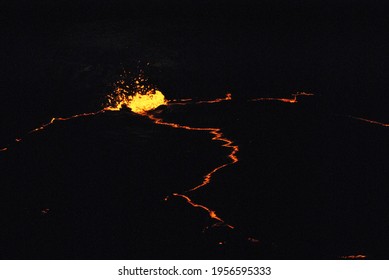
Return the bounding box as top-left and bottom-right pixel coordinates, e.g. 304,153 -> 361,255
105,89 -> 167,114
104,75 -> 167,114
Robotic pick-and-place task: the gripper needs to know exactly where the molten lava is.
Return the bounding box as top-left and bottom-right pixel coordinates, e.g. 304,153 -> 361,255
147,111 -> 238,228
141,92 -> 237,227
171,193 -> 234,229
104,73 -> 236,228
0,74 -> 168,153
2,68 -> 387,257
251,92 -> 314,103
30,111 -> 106,133
104,74 -> 167,113
349,116 -> 389,127
197,93 -> 232,104
105,88 -> 167,114
0,72 -> 311,233
341,254 -> 367,259
0,110 -> 106,153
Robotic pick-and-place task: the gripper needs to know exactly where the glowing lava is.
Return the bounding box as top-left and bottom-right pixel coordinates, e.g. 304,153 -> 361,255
104,73 -> 236,228
1,68 -> 387,257
251,92 -> 314,103
104,74 -> 167,113
0,74 -> 168,153
341,254 -> 367,259
168,93 -> 231,106
0,110 -> 106,153
105,88 -> 167,114
197,93 -> 232,104
348,116 -> 389,127
171,193 -> 234,229
145,94 -> 237,227
30,110 -> 106,133
0,70 -> 306,230
147,110 -> 238,228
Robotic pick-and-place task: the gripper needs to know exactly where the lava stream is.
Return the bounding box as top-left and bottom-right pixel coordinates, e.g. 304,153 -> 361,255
104,76 -> 238,227
0,72 -> 316,233
169,193 -> 234,229
168,93 -> 231,106
30,110 -> 107,133
348,115 -> 388,127
144,94 -> 237,228
0,110 -> 106,153
146,112 -> 238,228
148,114 -> 238,193
341,254 -> 367,259
251,92 -> 314,103
196,93 -> 232,104
151,91 -> 315,228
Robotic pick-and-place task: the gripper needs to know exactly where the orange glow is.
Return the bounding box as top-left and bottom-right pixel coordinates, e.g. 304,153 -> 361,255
147,114 -> 239,194
349,116 -> 389,127
197,93 -> 232,104
137,89 -> 315,234
104,74 -> 167,113
341,254 -> 367,259
169,98 -> 194,105
168,93 -> 232,106
0,110 -> 106,155
0,70 -> 303,233
146,111 -> 238,228
251,92 -> 314,103
172,193 -> 234,229
1,74 -> 166,151
105,88 -> 167,113
102,72 -> 237,228
30,110 -> 106,133
2,68 -> 386,255
104,81 -> 310,231
103,73 -> 238,229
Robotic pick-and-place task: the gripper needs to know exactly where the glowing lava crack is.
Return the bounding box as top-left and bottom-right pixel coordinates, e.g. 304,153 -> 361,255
2,71 -> 388,258
348,115 -> 389,127
147,102 -> 238,229
106,86 -> 237,229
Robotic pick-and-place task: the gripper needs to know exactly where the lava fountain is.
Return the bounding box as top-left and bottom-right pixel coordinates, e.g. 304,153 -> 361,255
104,73 -> 167,113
